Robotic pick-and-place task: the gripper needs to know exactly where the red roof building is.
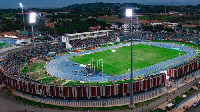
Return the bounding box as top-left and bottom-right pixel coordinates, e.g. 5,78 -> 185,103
89,25 -> 101,31
45,22 -> 55,28
0,32 -> 17,38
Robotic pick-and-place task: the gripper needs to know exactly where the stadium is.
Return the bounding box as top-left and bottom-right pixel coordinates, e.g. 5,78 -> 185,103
1,30 -> 200,108
1,5 -> 200,111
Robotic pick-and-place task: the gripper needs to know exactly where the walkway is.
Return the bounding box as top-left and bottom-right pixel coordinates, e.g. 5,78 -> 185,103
170,92 -> 200,112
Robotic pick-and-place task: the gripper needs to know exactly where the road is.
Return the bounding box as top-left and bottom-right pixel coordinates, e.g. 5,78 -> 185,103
131,73 -> 200,112
185,105 -> 200,112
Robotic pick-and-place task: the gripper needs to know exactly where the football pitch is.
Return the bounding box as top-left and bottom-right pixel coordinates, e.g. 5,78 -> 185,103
69,44 -> 186,76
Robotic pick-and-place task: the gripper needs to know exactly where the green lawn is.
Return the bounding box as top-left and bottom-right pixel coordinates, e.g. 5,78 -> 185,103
38,77 -> 66,85
138,15 -> 172,21
170,88 -> 197,106
64,79 -> 132,86
22,60 -> 47,80
38,77 -> 55,83
22,60 -> 67,85
183,27 -> 195,30
69,44 -> 185,76
0,43 -> 5,46
182,88 -> 196,96
150,108 -> 164,112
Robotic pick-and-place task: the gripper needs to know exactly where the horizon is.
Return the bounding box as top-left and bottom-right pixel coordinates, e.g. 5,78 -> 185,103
1,0 -> 200,9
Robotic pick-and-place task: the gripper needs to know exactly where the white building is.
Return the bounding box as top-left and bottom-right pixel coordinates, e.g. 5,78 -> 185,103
62,30 -> 113,48
150,23 -> 162,26
16,39 -> 31,45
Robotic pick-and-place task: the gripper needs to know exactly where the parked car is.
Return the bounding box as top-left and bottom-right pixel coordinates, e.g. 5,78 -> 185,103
166,103 -> 175,111
193,101 -> 199,107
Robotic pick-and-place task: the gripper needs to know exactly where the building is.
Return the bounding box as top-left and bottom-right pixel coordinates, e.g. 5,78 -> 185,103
16,37 -> 31,45
17,12 -> 47,17
0,32 -> 17,38
89,25 -> 101,31
62,30 -> 113,48
169,11 -> 179,15
45,22 -> 55,28
110,24 -> 119,29
150,23 -> 162,26
56,10 -> 73,14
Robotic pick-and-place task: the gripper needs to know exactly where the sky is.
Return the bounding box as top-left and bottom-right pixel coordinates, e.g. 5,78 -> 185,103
1,0 -> 200,9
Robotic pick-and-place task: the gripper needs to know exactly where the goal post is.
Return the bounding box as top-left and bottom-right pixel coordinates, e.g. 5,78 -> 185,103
90,58 -> 94,72
99,59 -> 103,73
90,58 -> 103,74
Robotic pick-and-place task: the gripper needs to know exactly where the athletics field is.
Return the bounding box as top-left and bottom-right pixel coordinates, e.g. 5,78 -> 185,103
69,44 -> 185,76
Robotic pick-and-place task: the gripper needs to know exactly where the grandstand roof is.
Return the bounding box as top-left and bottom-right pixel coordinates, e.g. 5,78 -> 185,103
65,30 -> 113,37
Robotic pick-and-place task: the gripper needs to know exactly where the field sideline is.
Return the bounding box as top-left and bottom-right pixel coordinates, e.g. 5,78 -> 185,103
69,44 -> 185,76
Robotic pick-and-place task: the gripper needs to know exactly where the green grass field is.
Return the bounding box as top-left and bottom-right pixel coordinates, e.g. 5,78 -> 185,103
69,44 -> 185,76
22,60 -> 46,80
22,60 -> 67,85
0,43 -> 5,46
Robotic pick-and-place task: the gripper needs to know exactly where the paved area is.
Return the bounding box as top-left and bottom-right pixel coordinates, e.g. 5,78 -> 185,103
0,45 -> 23,60
132,72 -> 200,112
157,92 -> 200,112
171,92 -> 200,112
0,93 -> 84,112
156,76 -> 200,112
0,45 -> 22,54
185,96 -> 200,112
46,42 -> 196,82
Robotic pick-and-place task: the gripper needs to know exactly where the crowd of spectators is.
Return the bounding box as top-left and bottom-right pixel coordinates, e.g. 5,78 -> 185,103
2,44 -> 67,76
2,32 -> 200,79
119,32 -> 200,44
69,36 -> 113,49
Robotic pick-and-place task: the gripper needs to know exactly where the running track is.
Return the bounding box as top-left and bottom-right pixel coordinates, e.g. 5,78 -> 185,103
46,42 -> 196,82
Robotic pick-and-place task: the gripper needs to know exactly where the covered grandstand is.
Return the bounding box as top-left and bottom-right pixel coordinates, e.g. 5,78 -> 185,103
62,30 -> 113,49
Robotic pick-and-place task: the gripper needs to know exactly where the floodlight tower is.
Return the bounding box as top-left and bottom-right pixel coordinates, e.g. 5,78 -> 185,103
126,8 -> 133,109
29,12 -> 36,47
19,3 -> 26,37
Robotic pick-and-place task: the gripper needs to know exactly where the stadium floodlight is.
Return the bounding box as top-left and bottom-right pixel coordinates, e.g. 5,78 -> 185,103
29,12 -> 36,24
126,8 -> 133,110
19,3 -> 23,8
126,8 -> 133,17
19,3 -> 26,38
29,12 -> 36,47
